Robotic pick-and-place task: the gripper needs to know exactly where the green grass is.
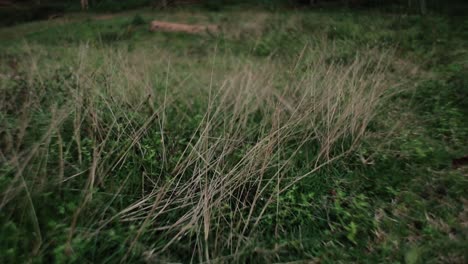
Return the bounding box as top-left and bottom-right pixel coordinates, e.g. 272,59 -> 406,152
1,7 -> 467,263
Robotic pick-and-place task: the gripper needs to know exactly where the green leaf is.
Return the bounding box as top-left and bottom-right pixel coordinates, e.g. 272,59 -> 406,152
405,247 -> 420,264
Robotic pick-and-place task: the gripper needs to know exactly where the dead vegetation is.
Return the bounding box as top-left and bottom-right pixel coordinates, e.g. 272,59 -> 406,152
0,41 -> 395,261
150,20 -> 219,34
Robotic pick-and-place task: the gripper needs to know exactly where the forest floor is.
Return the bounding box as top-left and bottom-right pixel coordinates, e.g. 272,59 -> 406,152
0,6 -> 467,263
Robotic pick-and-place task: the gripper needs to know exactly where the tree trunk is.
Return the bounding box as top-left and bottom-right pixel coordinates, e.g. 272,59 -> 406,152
419,0 -> 427,15
81,0 -> 89,11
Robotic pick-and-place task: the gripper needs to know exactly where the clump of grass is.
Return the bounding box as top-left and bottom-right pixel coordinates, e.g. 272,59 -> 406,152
0,41 -> 394,262
130,14 -> 146,26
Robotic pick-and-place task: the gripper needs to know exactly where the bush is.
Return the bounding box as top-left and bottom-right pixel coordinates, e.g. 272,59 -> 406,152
130,14 -> 146,26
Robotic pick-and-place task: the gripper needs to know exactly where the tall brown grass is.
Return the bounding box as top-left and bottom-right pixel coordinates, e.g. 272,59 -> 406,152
0,43 -> 393,262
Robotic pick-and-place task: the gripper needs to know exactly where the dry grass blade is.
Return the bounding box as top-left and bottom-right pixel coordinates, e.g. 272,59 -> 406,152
0,41 -> 395,262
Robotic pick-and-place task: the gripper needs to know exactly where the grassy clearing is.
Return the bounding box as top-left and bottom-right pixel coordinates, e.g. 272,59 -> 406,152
1,7 -> 467,263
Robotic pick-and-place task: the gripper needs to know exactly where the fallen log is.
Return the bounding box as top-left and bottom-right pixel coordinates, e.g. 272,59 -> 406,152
150,20 -> 219,34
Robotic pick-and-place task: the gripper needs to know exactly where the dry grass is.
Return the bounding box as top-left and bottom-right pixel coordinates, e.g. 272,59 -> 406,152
0,42 -> 394,262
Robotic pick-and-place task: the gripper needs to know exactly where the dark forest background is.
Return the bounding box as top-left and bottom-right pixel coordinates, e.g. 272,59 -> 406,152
1,0 -> 467,26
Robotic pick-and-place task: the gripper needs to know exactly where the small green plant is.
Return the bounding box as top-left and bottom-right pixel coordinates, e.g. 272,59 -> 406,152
130,14 -> 146,26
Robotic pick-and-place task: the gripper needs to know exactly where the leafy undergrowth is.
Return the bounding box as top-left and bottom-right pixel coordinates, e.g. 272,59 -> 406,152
0,8 -> 467,263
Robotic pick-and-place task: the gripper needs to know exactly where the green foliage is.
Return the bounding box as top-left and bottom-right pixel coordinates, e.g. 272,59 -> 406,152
1,6 -> 467,264
93,0 -> 154,12
203,0 -> 226,11
130,14 -> 146,26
